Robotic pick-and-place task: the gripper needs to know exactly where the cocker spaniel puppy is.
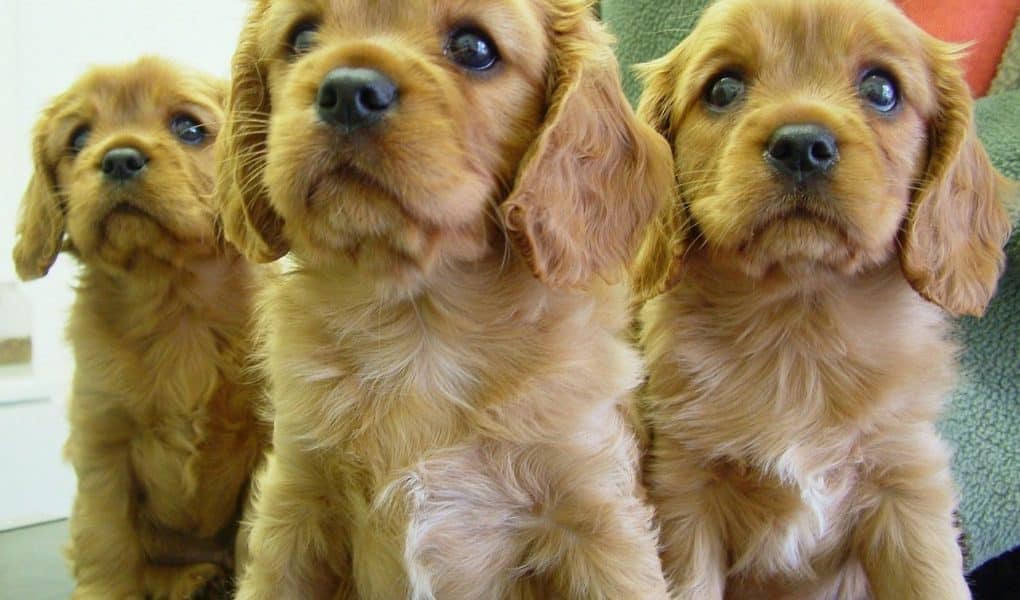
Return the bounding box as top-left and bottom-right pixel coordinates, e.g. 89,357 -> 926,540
216,0 -> 674,598
633,0 -> 1013,598
13,56 -> 270,599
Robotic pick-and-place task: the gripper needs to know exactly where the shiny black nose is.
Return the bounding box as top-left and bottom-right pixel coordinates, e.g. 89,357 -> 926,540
316,68 -> 398,131
765,124 -> 838,182
101,148 -> 148,181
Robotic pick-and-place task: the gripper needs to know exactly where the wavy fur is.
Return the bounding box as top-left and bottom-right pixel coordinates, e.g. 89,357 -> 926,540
12,57 -> 270,599
217,1 -> 674,598
633,0 -> 1013,598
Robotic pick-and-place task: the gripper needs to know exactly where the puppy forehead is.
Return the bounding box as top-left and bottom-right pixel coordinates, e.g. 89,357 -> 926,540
264,0 -> 545,42
683,0 -> 931,98
53,61 -> 218,128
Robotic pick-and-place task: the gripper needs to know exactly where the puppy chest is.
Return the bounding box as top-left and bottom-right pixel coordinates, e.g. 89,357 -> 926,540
711,460 -> 858,582
129,390 -> 259,538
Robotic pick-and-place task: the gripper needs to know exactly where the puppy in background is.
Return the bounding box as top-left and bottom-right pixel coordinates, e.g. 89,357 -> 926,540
633,0 -> 1012,598
217,0 -> 674,597
13,57 -> 269,599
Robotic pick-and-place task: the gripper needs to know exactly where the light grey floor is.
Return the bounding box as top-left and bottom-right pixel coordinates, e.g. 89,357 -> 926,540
0,520 -> 73,600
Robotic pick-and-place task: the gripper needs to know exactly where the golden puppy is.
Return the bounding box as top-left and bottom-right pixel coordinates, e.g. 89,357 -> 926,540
13,57 -> 269,599
216,0 -> 674,598
633,0 -> 1013,598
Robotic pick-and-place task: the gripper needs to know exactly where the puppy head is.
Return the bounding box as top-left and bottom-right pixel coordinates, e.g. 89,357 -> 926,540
633,0 -> 1011,315
13,57 -> 227,279
218,0 -> 671,287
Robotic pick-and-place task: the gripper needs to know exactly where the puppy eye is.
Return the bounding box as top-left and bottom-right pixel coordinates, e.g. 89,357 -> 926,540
705,74 -> 745,111
69,126 -> 90,155
446,28 -> 500,72
170,114 -> 207,145
288,22 -> 319,57
859,70 -> 899,113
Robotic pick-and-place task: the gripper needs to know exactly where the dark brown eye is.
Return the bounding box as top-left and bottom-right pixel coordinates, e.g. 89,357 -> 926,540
170,114 -> 207,145
859,69 -> 899,113
446,28 -> 500,72
288,21 -> 319,57
705,73 -> 745,111
69,126 -> 90,154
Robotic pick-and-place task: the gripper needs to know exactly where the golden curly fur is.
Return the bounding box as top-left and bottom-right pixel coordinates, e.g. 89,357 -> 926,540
215,0 -> 674,597
632,0 -> 1013,598
12,56 -> 270,599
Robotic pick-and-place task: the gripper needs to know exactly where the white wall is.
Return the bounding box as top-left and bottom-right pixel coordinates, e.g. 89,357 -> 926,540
0,0 -> 249,529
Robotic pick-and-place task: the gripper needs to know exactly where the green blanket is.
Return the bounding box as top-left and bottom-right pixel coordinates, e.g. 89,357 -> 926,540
603,0 -> 1020,569
948,89 -> 1020,568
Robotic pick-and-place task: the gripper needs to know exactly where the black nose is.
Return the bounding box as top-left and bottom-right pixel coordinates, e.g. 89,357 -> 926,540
101,148 -> 148,181
765,124 -> 838,182
316,68 -> 398,131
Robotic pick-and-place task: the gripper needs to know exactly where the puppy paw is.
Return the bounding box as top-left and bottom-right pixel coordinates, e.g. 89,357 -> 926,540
169,563 -> 229,600
71,585 -> 145,600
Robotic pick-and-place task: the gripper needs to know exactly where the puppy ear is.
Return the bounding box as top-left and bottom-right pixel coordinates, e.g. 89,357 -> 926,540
634,44 -> 685,139
630,46 -> 687,302
900,39 -> 1013,317
13,123 -> 65,281
217,0 -> 289,263
501,9 -> 674,287
631,199 -> 687,304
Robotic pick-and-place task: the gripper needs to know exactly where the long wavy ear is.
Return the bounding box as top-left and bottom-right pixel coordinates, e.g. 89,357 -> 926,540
630,45 -> 687,302
899,37 -> 1013,317
501,3 -> 673,287
216,0 -> 289,263
13,120 -> 65,281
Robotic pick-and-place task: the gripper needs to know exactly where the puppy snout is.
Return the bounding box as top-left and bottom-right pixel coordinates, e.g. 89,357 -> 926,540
101,147 -> 148,182
316,68 -> 398,132
765,124 -> 838,183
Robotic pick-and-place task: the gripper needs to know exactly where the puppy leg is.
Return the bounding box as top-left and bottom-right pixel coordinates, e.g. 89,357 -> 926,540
647,451 -> 727,600
143,563 -> 228,600
854,430 -> 969,600
530,474 -> 671,600
235,449 -> 349,600
394,457 -> 525,600
67,438 -> 147,599
399,442 -> 667,600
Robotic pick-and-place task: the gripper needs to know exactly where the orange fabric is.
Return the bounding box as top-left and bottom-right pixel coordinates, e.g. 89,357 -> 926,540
897,0 -> 1019,97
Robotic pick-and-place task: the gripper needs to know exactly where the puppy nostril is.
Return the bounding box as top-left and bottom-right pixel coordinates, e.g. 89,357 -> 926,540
810,141 -> 834,162
125,155 -> 145,172
359,85 -> 395,112
769,139 -> 793,160
317,86 -> 339,111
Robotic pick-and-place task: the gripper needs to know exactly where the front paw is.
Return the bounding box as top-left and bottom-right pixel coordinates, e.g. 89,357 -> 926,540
169,563 -> 229,600
71,585 -> 145,600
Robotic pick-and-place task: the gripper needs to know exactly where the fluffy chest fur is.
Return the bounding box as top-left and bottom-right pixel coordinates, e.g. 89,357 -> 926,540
641,263 -> 958,588
259,259 -> 644,593
66,259 -> 265,539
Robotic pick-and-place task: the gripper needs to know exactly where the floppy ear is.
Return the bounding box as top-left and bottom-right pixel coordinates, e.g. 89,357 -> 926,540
13,123 -> 65,281
899,38 -> 1013,317
216,0 -> 289,263
634,45 -> 685,140
501,7 -> 674,287
630,47 -> 688,302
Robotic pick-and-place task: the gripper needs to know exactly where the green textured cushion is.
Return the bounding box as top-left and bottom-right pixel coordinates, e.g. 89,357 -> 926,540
603,0 -> 1020,569
946,89 -> 1020,568
602,0 -> 713,104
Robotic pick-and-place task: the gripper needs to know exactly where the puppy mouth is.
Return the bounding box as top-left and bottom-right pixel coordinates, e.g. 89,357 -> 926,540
306,157 -> 424,225
109,202 -> 152,219
316,162 -> 392,202
734,195 -> 860,272
746,194 -> 849,243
